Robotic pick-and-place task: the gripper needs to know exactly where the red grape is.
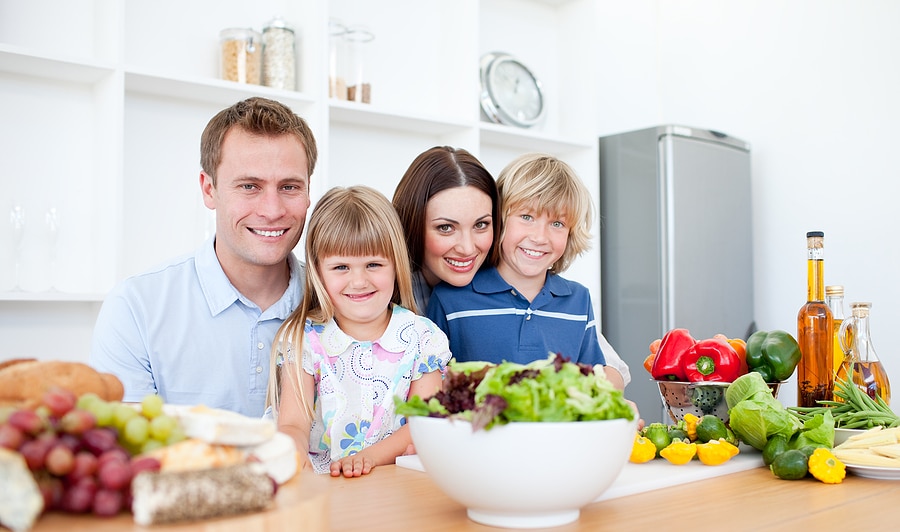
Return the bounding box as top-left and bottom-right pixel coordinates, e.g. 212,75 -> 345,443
81,427 -> 118,455
67,451 -> 99,481
97,448 -> 130,469
92,489 -> 124,517
60,477 -> 97,513
46,444 -> 76,476
19,437 -> 53,470
42,387 -> 77,418
59,409 -> 96,435
57,433 -> 81,453
0,423 -> 25,450
8,409 -> 45,435
130,456 -> 162,476
97,459 -> 133,491
35,474 -> 64,510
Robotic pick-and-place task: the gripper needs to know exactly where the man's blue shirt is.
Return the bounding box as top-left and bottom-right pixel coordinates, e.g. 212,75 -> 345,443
90,237 -> 304,417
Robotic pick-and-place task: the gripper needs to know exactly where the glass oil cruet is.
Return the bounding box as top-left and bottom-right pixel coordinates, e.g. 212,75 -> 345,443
837,302 -> 891,405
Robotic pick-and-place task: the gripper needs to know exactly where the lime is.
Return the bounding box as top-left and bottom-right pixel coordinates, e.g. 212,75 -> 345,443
771,449 -> 809,480
642,423 -> 672,457
762,434 -> 789,466
668,427 -> 689,442
695,415 -> 728,443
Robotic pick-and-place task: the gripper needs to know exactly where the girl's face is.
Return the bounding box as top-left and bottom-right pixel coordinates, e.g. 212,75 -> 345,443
320,254 -> 395,341
497,205 -> 569,288
422,186 -> 494,288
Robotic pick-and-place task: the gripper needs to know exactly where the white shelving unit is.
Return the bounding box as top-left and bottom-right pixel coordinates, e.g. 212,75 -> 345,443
0,0 -> 601,361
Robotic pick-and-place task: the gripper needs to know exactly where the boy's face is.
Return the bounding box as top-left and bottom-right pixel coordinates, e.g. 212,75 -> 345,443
497,204 -> 569,287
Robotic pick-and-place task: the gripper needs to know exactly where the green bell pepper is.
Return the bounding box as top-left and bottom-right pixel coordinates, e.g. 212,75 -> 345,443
745,330 -> 802,382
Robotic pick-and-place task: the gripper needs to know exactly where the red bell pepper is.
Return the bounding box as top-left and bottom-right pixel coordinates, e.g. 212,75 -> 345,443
682,337 -> 741,382
650,328 -> 696,381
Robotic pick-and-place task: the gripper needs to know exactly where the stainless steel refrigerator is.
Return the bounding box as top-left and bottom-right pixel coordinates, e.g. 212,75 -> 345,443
599,125 -> 754,424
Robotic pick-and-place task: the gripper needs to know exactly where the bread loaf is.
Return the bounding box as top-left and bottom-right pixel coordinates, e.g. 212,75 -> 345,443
0,360 -> 125,408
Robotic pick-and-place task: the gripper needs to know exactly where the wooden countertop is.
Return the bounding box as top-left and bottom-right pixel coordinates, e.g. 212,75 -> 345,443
28,461 -> 900,531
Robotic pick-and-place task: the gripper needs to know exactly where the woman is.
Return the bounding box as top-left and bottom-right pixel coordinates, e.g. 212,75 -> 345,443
392,146 -> 631,387
392,146 -> 499,312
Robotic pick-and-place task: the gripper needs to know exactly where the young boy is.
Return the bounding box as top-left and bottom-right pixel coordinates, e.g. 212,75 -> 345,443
427,153 -> 612,379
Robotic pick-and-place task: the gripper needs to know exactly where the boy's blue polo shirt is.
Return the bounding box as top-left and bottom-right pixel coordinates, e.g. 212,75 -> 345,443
426,267 -> 605,366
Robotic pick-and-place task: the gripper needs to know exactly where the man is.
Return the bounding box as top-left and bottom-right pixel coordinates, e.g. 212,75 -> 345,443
91,97 -> 316,417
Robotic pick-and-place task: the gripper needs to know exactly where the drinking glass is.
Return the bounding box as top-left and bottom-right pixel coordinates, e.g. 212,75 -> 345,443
9,205 -> 25,290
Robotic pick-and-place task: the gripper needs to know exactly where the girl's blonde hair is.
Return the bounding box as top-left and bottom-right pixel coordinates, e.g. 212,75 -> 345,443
496,153 -> 594,274
266,185 -> 417,421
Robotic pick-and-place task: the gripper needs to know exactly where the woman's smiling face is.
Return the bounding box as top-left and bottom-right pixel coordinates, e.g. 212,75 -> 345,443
421,186 -> 494,288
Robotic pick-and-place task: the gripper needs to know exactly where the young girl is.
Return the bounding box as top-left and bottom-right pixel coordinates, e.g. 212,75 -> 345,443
267,185 -> 451,477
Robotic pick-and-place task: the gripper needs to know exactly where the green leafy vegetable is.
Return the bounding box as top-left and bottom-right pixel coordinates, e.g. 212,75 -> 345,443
395,354 -> 635,430
726,372 -> 802,450
790,409 -> 834,450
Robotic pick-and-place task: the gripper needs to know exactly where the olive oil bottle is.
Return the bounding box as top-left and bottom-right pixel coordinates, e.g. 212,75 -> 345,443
825,285 -> 846,377
797,231 -> 834,407
837,302 -> 891,404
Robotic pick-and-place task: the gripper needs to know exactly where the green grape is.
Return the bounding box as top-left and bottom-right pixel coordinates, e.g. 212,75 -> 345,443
141,438 -> 165,454
140,395 -> 165,419
93,400 -> 115,427
113,403 -> 139,430
149,414 -> 177,441
75,392 -> 102,411
123,415 -> 150,446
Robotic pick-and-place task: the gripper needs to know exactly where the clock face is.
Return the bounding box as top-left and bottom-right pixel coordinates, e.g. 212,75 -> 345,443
481,53 -> 544,128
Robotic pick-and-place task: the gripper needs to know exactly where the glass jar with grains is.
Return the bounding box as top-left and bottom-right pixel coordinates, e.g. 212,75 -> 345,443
262,16 -> 296,90
344,25 -> 374,103
219,28 -> 262,85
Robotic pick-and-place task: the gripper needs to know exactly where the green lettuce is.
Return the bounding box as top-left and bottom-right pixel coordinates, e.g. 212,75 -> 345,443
726,372 -> 802,450
790,409 -> 835,450
396,354 -> 635,430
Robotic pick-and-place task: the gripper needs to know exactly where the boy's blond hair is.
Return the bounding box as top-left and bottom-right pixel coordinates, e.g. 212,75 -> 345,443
266,185 -> 416,420
496,153 -> 593,274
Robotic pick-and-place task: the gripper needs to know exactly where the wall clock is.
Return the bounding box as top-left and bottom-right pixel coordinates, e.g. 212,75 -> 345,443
479,52 -> 545,128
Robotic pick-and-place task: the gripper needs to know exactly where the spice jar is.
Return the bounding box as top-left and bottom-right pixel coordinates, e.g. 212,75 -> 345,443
219,28 -> 262,85
328,18 -> 347,100
262,16 -> 296,91
344,25 -> 374,103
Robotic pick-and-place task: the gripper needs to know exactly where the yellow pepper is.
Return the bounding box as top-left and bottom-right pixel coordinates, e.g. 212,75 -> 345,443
629,433 -> 657,464
696,438 -> 740,466
808,448 -> 846,484
682,413 -> 699,441
659,440 -> 697,465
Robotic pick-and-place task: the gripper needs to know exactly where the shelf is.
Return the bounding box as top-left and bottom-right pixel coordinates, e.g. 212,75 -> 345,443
124,69 -> 317,109
0,291 -> 105,303
329,101 -> 474,136
0,45 -> 114,84
479,121 -> 594,153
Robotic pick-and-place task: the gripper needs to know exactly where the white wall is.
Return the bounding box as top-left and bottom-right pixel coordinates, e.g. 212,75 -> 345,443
592,0 -> 900,405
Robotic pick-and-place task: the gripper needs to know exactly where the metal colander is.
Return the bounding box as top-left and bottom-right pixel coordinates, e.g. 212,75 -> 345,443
656,380 -> 781,425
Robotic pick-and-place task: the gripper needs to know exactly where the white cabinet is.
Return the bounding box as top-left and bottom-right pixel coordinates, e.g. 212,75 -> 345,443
0,0 -> 601,361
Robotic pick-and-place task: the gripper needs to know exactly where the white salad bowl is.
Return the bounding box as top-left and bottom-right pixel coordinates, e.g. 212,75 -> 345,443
409,415 -> 637,529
